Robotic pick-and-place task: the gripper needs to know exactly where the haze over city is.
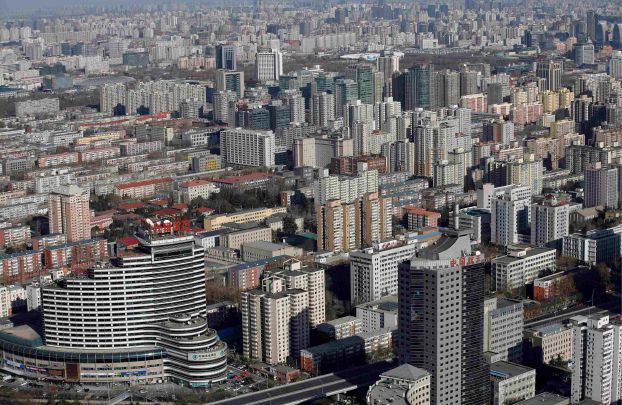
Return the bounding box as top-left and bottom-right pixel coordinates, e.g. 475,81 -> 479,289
0,1 -> 620,404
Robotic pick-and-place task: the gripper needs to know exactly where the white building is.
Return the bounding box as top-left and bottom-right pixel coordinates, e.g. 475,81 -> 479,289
356,294 -> 398,333
313,167 -> 379,205
256,49 -> 283,82
350,240 -> 419,305
490,361 -> 536,405
26,284 -> 41,312
571,314 -> 622,404
491,185 -> 532,246
492,245 -> 557,291
220,128 -> 275,167
531,198 -> 569,247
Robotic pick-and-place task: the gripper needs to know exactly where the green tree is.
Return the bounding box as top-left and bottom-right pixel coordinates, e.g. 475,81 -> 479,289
282,216 -> 298,235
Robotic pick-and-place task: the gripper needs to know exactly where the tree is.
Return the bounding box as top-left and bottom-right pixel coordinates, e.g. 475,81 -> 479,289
282,216 -> 298,235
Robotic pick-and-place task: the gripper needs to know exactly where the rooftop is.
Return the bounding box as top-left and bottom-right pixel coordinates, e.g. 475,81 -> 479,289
514,392 -> 569,405
380,363 -> 429,382
490,361 -> 535,379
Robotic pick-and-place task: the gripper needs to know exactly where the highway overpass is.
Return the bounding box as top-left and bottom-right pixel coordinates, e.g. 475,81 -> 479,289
211,360 -> 397,405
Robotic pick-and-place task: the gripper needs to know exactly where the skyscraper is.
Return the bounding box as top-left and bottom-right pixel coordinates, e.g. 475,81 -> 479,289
356,64 -> 375,104
398,223 -> 489,405
215,43 -> 237,70
404,64 -> 433,110
536,60 -> 562,91
48,185 -> 91,242
376,50 -> 400,97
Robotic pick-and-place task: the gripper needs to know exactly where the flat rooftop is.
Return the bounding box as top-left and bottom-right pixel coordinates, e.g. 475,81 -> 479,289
490,361 -> 534,379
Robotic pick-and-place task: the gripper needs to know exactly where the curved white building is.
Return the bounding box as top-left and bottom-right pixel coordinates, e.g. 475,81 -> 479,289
2,232 -> 229,387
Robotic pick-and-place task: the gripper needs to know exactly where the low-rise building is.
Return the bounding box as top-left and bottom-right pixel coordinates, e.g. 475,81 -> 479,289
490,361 -> 536,405
355,295 -> 398,333
300,328 -> 394,374
524,323 -> 573,364
241,241 -> 303,262
366,364 -> 431,405
492,245 -> 556,291
317,316 -> 362,341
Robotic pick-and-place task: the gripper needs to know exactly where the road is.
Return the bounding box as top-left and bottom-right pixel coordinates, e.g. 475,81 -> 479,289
210,360 -> 397,405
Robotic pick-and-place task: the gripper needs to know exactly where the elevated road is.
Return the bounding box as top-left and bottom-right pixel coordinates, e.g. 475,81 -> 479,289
210,360 -> 397,405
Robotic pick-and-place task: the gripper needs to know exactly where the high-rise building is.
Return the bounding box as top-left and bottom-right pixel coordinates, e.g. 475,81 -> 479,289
48,185 -> 91,242
220,128 -> 275,167
398,226 -> 489,405
376,50 -> 400,97
536,60 -> 562,92
531,197 -> 570,248
404,64 -> 433,110
313,167 -> 378,205
356,64 -> 375,104
316,192 -> 392,254
608,51 -> 622,80
215,43 -> 237,70
483,297 -> 524,362
240,260 -> 325,364
460,69 -> 479,96
311,92 -> 335,128
351,239 -> 418,305
40,229 -> 228,386
571,314 -> 622,404
584,162 -> 619,209
216,70 -> 244,98
256,49 -> 283,82
490,185 -> 532,246
334,79 -> 359,118
574,41 -> 595,66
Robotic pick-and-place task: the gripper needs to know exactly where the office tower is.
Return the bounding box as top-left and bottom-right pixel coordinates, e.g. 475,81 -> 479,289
536,60 -> 562,91
376,50 -> 400,97
531,197 -> 570,248
267,101 -> 291,131
216,70 -> 244,98
356,64 -> 375,104
41,229 -> 228,386
256,48 -> 283,82
584,162 -> 619,209
351,239 -> 417,305
398,226 -> 489,405
574,41 -> 595,66
220,128 -> 275,167
460,69 -> 479,96
571,314 -> 622,404
215,43 -> 236,70
404,65 -> 433,110
483,297 -> 524,362
311,92 -> 335,128
316,192 -> 392,254
490,185 -> 532,246
334,79 -> 359,118
373,71 -> 384,106
48,185 -> 91,242
608,51 -> 622,80
586,10 -> 596,42
241,260 -> 325,364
